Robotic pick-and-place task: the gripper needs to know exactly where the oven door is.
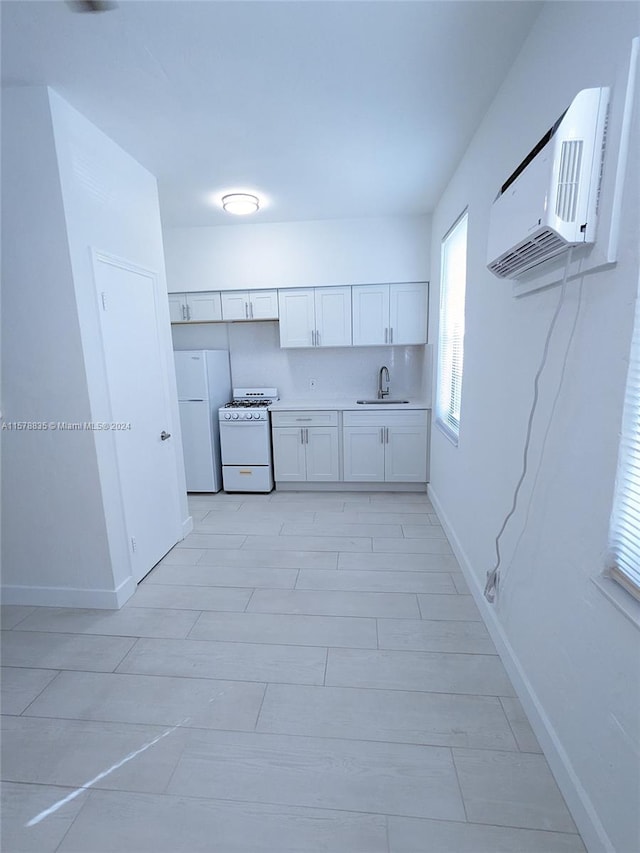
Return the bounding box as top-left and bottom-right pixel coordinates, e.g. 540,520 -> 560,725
219,421 -> 272,466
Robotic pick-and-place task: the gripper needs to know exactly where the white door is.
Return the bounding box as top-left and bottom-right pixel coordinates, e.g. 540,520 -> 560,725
272,428 -> 307,481
250,290 -> 279,319
178,400 -> 215,491
390,283 -> 427,345
343,426 -> 385,481
93,254 -> 181,583
168,293 -> 185,323
278,289 -> 315,347
174,351 -> 208,400
221,291 -> 249,320
385,425 -> 428,482
352,284 -> 389,345
187,292 -> 222,322
306,427 -> 339,481
315,287 -> 352,347
219,422 -> 272,465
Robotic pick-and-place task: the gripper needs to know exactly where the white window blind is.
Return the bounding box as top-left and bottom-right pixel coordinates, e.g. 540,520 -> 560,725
609,276 -> 640,600
436,212 -> 468,445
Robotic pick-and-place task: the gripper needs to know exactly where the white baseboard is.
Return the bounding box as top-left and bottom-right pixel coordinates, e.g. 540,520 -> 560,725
274,482 -> 427,493
181,515 -> 194,538
428,484 -> 614,853
1,575 -> 136,610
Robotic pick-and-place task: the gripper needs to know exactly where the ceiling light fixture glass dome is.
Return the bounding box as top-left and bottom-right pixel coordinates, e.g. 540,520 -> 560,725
221,193 -> 260,215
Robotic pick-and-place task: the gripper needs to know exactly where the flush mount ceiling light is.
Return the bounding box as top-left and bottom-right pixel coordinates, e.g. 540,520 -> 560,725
221,193 -> 260,215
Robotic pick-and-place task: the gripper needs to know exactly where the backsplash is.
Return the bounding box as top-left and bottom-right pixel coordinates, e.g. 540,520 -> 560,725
172,321 -> 431,402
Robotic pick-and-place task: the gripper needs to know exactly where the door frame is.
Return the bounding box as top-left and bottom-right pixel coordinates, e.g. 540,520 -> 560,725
90,249 -> 182,590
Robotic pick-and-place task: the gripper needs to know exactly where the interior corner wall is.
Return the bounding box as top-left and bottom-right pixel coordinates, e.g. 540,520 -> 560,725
1,86 -> 115,603
162,214 -> 431,292
428,4 -> 639,852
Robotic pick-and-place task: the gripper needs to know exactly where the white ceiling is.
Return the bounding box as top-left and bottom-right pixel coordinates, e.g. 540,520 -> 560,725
1,0 -> 542,227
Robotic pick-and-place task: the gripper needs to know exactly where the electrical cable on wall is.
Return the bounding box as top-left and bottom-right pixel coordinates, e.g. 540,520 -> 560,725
484,248 -> 574,603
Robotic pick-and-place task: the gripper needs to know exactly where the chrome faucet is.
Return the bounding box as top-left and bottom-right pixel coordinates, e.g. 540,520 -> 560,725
377,366 -> 390,399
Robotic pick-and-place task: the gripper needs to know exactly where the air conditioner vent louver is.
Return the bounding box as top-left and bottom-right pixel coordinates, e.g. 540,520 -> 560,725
488,229 -> 567,278
555,140 -> 583,222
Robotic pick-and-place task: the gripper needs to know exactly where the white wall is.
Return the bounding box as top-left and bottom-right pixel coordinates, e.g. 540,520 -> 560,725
163,215 -> 430,292
1,87 -> 188,608
428,5 -> 639,852
1,86 -> 115,603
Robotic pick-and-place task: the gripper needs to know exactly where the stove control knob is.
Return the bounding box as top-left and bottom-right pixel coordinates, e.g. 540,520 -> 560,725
246,412 -> 253,420
232,413 -> 239,420
224,413 -> 231,420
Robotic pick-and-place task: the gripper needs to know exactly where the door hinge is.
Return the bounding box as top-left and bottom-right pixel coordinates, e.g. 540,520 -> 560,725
130,536 -> 137,552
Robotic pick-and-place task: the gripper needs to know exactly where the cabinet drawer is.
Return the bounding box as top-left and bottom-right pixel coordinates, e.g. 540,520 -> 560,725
343,409 -> 428,428
271,410 -> 339,427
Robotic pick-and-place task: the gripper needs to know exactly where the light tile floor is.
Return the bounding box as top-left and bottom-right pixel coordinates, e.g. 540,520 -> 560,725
1,490 -> 586,852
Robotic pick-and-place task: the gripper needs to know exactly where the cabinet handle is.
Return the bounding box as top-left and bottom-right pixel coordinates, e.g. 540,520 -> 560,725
380,427 -> 384,444
186,304 -> 191,321
311,330 -> 316,346
384,327 -> 388,344
305,428 -> 309,444
385,427 -> 389,443
300,428 -> 304,443
296,418 -> 312,422
249,302 -> 254,319
316,329 -> 320,346
390,327 -> 393,344
245,302 -> 249,319
182,304 -> 187,321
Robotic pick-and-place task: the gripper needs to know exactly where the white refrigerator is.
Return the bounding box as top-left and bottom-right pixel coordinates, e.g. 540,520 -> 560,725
174,350 -> 231,492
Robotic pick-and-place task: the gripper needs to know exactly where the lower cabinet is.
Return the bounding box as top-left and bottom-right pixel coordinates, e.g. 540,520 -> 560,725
343,410 -> 429,483
272,411 -> 339,482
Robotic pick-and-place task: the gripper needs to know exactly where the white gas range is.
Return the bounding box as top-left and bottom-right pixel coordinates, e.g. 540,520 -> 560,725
218,387 -> 278,493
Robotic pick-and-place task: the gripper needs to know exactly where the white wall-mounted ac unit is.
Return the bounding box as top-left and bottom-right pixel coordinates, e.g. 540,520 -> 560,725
487,87 -> 609,279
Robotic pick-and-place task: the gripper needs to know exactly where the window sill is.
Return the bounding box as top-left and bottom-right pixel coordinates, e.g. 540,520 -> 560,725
591,574 -> 640,630
435,417 -> 459,447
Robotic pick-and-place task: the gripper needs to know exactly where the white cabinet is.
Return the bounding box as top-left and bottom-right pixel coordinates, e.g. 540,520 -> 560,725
272,411 -> 340,482
343,409 -> 429,482
168,292 -> 222,323
168,294 -> 186,323
278,287 -> 351,348
221,289 -> 278,321
352,282 -> 427,346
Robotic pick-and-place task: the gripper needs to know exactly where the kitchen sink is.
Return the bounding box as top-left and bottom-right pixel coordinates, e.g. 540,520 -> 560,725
356,399 -> 410,405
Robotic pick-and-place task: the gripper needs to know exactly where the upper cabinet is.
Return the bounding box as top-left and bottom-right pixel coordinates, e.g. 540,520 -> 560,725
278,286 -> 352,348
221,289 -> 278,321
169,291 -> 222,323
352,282 -> 427,346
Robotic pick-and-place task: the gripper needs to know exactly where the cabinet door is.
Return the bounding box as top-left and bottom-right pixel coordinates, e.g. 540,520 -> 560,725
187,291 -> 222,322
385,425 -> 428,482
168,294 -> 186,323
278,289 -> 315,348
343,426 -> 385,481
221,291 -> 250,321
305,427 -> 339,481
272,428 -> 307,481
389,283 -> 427,345
352,284 -> 390,346
250,289 -> 278,320
315,286 -> 352,347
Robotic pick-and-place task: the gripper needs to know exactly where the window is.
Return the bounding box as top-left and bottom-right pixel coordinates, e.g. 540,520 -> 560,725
436,211 -> 468,444
608,276 -> 640,601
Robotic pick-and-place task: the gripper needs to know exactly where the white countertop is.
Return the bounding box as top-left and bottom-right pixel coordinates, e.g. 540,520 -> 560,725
268,398 -> 431,412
